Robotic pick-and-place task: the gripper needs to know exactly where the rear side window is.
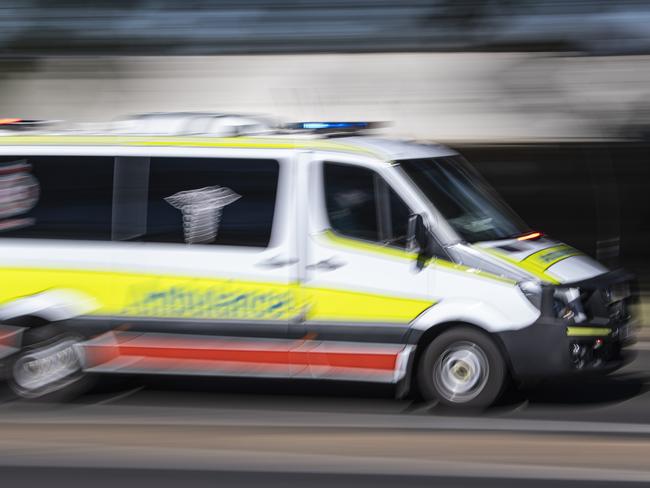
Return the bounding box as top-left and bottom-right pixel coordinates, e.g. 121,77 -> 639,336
0,156 -> 114,240
323,162 -> 412,247
115,157 -> 279,247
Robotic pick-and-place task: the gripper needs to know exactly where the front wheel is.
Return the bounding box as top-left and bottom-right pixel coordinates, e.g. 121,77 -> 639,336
417,327 -> 507,409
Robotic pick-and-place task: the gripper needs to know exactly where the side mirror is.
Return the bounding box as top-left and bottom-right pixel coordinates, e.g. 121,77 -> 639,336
407,214 -> 434,271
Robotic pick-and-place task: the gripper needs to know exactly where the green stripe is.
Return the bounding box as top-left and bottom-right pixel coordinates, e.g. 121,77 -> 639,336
566,326 -> 611,337
479,245 -> 561,284
521,244 -> 582,272
0,135 -> 385,159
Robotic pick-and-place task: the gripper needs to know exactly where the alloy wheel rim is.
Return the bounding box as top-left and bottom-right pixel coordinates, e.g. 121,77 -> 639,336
433,341 -> 489,403
12,338 -> 82,396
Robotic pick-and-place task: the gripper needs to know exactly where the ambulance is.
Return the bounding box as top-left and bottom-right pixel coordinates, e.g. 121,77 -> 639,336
0,116 -> 635,407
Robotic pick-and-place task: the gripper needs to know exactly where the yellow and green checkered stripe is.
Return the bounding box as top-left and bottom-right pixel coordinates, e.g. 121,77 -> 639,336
480,244 -> 583,284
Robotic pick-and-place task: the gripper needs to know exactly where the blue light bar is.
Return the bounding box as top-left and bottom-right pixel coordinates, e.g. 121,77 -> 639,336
292,121 -> 372,131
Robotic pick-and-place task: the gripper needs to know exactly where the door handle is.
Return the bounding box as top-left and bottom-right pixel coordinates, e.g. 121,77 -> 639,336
256,256 -> 298,268
306,257 -> 346,271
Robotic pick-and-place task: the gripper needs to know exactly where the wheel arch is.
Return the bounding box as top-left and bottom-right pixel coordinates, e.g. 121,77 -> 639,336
0,289 -> 97,324
402,321 -> 513,399
0,289 -> 98,350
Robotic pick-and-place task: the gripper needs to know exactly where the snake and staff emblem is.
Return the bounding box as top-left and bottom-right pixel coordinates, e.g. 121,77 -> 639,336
0,160 -> 40,231
164,186 -> 240,244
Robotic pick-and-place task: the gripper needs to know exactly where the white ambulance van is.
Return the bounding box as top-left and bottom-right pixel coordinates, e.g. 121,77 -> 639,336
0,118 -> 635,407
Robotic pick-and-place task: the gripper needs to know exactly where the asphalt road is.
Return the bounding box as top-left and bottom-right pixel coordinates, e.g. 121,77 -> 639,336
1,345 -> 650,487
1,467 -> 649,488
3,467 -> 649,488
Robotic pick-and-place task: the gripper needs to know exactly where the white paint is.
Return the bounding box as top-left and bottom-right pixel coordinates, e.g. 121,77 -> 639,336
548,254 -> 609,283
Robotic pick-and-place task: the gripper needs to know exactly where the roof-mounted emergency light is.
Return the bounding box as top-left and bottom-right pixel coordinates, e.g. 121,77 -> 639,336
286,121 -> 384,132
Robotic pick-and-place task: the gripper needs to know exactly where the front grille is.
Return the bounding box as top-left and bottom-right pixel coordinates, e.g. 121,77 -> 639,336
579,285 -> 631,326
563,271 -> 636,370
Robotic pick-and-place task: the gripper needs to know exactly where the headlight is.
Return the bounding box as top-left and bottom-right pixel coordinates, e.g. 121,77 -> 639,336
554,287 -> 586,323
518,280 -> 542,310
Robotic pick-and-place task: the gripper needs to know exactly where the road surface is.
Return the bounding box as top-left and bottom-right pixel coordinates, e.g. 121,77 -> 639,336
1,344 -> 650,487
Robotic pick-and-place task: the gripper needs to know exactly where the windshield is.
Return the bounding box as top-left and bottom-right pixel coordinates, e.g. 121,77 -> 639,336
399,156 -> 530,243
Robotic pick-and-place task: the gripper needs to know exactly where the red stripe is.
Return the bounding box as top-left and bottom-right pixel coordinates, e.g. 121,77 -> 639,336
95,356 -> 393,379
76,334 -> 401,374
119,345 -> 290,365
305,351 -> 396,371
118,337 -> 288,352
117,344 -> 397,371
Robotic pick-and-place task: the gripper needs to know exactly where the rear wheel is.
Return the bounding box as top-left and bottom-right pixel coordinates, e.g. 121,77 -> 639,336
417,327 -> 507,409
7,326 -> 90,401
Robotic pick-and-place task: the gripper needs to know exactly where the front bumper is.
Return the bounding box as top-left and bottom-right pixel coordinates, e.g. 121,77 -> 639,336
497,317 -> 635,384
498,268 -> 637,384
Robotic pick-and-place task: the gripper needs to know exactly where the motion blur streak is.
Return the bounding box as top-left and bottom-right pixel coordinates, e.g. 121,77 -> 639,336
2,53 -> 650,141
1,1 -> 650,488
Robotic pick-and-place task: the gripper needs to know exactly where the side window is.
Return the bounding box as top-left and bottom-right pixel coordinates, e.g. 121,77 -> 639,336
143,157 -> 279,247
323,162 -> 412,247
323,163 -> 379,242
0,156 -> 114,240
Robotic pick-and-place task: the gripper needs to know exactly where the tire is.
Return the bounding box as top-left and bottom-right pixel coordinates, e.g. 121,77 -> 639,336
7,325 -> 91,401
417,327 -> 507,409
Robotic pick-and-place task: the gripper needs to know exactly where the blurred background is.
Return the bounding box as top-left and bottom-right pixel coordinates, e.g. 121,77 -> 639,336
2,1 -> 650,284
2,1 -> 650,487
